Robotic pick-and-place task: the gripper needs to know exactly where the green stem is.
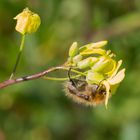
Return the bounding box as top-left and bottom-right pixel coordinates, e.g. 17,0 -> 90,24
42,66 -> 86,81
60,67 -> 86,76
10,34 -> 25,79
43,74 -> 81,81
42,65 -> 87,81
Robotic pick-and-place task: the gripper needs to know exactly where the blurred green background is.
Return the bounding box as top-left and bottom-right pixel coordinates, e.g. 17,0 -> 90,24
0,0 -> 140,140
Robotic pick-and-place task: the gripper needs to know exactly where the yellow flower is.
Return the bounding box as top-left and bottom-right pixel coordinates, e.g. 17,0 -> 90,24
102,60 -> 125,108
80,48 -> 125,108
65,41 -> 125,108
14,8 -> 41,34
66,41 -> 108,67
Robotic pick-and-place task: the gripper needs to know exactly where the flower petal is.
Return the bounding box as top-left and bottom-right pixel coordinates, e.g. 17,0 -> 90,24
102,80 -> 110,109
14,8 -> 41,34
110,60 -> 122,78
108,69 -> 125,85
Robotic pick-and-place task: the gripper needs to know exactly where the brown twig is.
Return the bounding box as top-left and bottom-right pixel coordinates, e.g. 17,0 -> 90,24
0,66 -> 65,89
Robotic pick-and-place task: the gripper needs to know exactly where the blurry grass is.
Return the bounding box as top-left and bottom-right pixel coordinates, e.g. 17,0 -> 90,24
0,0 -> 140,140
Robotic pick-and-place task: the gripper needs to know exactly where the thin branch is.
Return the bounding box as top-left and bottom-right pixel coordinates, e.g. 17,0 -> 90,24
0,66 -> 64,89
0,65 -> 86,89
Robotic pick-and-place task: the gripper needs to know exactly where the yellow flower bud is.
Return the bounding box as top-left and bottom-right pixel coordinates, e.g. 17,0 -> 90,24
14,8 -> 41,34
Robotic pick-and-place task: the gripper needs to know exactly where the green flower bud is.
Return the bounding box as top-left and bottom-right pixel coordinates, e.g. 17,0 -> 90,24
92,57 -> 109,72
77,57 -> 91,69
88,41 -> 108,49
92,57 -> 116,75
80,48 -> 106,56
77,57 -> 98,69
14,8 -> 41,34
86,71 -> 104,84
89,57 -> 98,67
69,42 -> 78,57
73,54 -> 82,64
79,41 -> 108,52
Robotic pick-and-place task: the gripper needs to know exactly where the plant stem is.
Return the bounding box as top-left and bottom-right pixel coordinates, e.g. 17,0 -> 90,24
9,34 -> 25,79
43,74 -> 81,81
0,66 -> 86,89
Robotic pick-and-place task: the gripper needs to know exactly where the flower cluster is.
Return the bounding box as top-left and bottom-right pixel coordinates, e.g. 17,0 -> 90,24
66,41 -> 125,108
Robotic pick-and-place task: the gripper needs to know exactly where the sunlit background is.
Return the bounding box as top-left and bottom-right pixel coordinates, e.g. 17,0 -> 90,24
0,0 -> 140,140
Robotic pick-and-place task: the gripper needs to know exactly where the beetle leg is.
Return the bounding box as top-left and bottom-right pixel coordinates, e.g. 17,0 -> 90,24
67,83 -> 90,101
